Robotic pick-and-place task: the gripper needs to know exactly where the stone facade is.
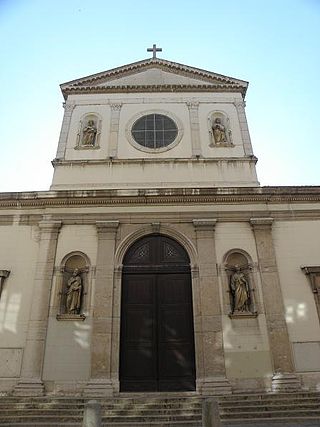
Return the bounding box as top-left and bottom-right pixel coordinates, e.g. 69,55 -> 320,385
0,57 -> 320,396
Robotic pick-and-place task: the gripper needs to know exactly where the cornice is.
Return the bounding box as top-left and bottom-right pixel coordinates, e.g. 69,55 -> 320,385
51,157 -> 258,167
62,83 -> 246,97
60,58 -> 248,99
0,187 -> 320,210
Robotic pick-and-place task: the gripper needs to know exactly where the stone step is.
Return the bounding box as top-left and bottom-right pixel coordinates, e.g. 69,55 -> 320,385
220,408 -> 320,419
220,402 -> 320,411
219,397 -> 320,407
219,392 -> 320,401
224,417 -> 320,425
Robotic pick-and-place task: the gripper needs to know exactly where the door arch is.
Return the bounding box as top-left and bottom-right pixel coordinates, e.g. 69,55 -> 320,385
119,234 -> 196,392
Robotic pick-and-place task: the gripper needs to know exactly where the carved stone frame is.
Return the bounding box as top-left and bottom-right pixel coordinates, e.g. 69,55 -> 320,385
221,249 -> 260,318
125,109 -> 184,154
208,111 -> 234,148
75,113 -> 102,150
0,270 -> 10,300
301,266 -> 320,323
54,251 -> 92,321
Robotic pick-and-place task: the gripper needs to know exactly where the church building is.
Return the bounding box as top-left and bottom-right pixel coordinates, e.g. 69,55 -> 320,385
1,47 -> 320,397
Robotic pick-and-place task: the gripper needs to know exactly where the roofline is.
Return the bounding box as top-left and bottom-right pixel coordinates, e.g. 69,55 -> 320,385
60,57 -> 249,99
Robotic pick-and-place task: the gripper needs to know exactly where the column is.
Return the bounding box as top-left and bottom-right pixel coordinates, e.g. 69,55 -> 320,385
250,218 -> 300,391
187,101 -> 202,157
108,103 -> 122,158
234,101 -> 254,156
55,103 -> 75,159
14,219 -> 61,396
84,220 -> 119,397
193,219 -> 231,395
0,270 -> 10,300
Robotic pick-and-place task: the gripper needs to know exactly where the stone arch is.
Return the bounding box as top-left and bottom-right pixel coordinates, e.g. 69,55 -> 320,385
111,225 -> 200,393
223,247 -> 252,267
115,225 -> 198,270
119,233 -> 196,391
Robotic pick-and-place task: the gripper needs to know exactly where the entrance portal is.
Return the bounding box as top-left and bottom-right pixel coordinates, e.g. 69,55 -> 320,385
120,235 -> 196,392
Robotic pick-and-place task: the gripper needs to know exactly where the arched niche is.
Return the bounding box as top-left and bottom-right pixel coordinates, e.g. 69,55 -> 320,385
208,111 -> 233,147
56,251 -> 91,320
76,113 -> 102,149
223,249 -> 258,318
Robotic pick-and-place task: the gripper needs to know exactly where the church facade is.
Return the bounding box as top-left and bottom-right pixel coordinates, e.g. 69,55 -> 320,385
0,52 -> 320,397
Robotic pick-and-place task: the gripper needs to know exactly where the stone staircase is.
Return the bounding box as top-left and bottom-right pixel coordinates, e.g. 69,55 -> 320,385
219,392 -> 320,425
0,392 -> 319,426
0,395 -> 202,426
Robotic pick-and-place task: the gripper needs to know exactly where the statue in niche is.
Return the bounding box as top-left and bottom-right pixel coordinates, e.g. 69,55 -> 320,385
65,268 -> 82,314
212,117 -> 227,144
230,266 -> 251,313
81,120 -> 97,145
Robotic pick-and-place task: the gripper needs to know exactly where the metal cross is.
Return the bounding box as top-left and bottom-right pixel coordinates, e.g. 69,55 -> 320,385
147,44 -> 162,59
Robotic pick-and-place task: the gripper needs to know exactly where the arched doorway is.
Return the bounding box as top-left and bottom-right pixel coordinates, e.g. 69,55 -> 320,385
120,234 -> 196,392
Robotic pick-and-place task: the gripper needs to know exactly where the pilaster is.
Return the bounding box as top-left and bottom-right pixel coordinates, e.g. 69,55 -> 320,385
55,103 -> 75,159
84,220 -> 119,397
14,219 -> 62,396
234,101 -> 253,156
250,217 -> 300,391
108,104 -> 122,158
193,219 -> 231,396
187,101 -> 202,157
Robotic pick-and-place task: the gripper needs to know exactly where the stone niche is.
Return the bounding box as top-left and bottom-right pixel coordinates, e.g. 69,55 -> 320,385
56,252 -> 90,321
208,111 -> 233,147
76,114 -> 101,149
224,251 -> 257,318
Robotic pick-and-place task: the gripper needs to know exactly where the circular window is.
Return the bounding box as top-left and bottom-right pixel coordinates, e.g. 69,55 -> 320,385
131,114 -> 178,149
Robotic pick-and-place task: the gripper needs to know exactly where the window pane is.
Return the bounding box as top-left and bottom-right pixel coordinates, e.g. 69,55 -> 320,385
132,114 -> 178,149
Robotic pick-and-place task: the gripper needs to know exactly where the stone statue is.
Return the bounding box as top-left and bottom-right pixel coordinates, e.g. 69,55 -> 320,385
82,120 -> 97,145
230,266 -> 250,313
66,269 -> 82,314
212,118 -> 227,144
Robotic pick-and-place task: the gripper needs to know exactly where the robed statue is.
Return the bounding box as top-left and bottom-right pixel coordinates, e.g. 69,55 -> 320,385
212,117 -> 227,144
230,266 -> 250,313
65,268 -> 82,314
81,120 -> 97,146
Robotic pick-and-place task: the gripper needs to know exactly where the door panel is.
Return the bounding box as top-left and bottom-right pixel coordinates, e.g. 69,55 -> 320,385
120,235 -> 196,392
120,275 -> 157,391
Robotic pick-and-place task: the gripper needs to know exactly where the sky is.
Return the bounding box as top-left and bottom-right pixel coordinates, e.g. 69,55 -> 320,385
0,0 -> 319,192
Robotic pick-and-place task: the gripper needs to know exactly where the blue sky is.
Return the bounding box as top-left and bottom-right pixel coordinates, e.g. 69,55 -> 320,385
0,0 -> 319,191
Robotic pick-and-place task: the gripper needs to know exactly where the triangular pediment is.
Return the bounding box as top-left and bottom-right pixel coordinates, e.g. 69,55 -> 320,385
61,58 -> 248,98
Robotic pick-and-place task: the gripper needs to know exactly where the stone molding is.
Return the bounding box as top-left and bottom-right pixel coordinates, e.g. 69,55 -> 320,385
63,103 -> 75,112
52,157 -> 258,166
186,101 -> 200,109
60,57 -> 248,99
1,187 -> 320,210
0,270 -> 10,279
193,219 -> 217,230
56,313 -> 86,321
96,220 -> 119,233
110,103 -> 122,111
301,266 -> 320,322
250,217 -> 274,228
0,270 -> 10,300
63,84 -> 246,98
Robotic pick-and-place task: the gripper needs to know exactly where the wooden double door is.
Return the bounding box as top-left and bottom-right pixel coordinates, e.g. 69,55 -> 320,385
120,235 -> 196,392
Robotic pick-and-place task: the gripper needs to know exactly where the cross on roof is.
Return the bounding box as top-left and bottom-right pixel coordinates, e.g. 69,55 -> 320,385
147,44 -> 162,59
